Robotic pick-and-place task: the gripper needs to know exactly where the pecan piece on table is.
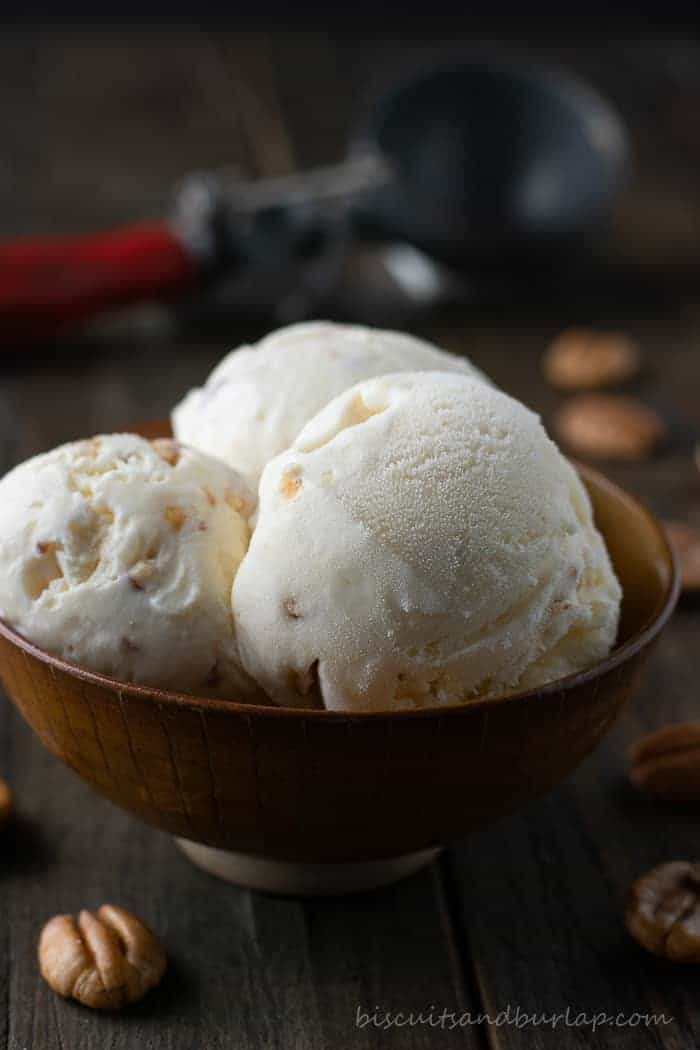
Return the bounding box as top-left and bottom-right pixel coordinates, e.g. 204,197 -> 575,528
629,721 -> 700,801
38,903 -> 166,1010
626,862 -> 700,962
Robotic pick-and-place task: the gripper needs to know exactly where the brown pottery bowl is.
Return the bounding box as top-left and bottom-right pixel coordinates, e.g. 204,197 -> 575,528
0,425 -> 678,894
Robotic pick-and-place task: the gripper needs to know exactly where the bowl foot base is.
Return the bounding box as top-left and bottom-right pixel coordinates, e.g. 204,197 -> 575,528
175,839 -> 443,896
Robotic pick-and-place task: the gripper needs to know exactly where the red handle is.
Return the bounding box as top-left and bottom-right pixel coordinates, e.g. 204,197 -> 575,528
0,223 -> 199,344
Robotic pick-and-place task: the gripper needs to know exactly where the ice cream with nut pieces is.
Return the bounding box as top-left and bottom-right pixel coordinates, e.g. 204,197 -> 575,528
0,433 -> 262,700
232,372 -> 622,712
172,320 -> 487,485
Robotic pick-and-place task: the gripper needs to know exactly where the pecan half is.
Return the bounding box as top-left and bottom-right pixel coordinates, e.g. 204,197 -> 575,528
555,394 -> 665,461
629,721 -> 700,800
38,904 -> 166,1010
542,329 -> 641,390
626,862 -> 700,962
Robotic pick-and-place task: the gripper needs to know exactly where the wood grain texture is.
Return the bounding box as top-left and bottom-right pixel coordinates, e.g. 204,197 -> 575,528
0,18 -> 700,1050
0,469 -> 675,863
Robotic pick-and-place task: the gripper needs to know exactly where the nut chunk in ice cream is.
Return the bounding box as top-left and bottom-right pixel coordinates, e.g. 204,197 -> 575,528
233,373 -> 621,712
172,321 -> 486,484
0,434 -> 260,700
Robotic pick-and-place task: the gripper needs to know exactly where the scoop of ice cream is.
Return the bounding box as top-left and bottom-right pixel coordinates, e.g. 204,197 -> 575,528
172,321 -> 487,484
0,433 -> 262,700
232,372 -> 621,712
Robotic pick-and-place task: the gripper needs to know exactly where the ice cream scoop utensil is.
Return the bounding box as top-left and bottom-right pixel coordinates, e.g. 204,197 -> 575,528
0,155 -> 388,343
0,59 -> 627,341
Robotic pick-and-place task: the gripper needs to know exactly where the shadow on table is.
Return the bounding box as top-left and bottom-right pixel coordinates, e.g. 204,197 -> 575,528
0,812 -> 54,879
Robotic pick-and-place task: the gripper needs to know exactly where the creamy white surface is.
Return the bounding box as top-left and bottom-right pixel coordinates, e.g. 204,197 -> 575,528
0,433 -> 262,699
172,321 -> 487,484
233,373 -> 622,712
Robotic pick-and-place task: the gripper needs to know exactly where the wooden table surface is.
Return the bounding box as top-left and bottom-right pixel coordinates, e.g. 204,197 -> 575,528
1,20 -> 700,1050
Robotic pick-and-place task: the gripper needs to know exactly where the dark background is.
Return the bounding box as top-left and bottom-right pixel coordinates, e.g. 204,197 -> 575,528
1,17 -> 700,1050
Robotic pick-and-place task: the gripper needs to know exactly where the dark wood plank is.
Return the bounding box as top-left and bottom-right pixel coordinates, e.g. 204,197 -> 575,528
6,311 -> 700,1050
439,323 -> 700,1050
2,19 -> 700,1050
3,717 -> 481,1050
0,324 -> 484,1048
0,28 -> 268,236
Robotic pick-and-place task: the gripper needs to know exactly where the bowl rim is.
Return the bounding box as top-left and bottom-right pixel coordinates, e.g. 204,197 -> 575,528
0,463 -> 679,723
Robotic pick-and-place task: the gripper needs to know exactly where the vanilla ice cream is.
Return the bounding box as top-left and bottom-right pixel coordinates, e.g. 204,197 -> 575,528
232,372 -> 621,711
0,434 -> 262,700
172,321 -> 487,484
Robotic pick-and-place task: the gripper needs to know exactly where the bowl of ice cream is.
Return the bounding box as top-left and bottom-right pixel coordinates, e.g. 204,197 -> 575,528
0,325 -> 679,894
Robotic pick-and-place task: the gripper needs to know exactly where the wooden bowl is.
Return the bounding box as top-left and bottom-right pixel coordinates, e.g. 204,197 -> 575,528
0,436 -> 678,893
